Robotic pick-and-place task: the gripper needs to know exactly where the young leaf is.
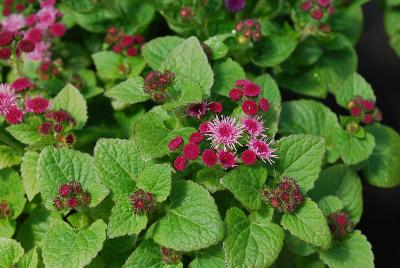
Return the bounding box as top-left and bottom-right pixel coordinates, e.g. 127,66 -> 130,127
37,146 -> 109,210
0,238 -> 24,268
94,138 -> 151,196
335,131 -> 375,165
123,239 -> 183,268
42,220 -> 107,268
105,77 -> 150,105
223,207 -> 284,268
281,198 -> 331,249
212,58 -> 245,96
51,84 -> 88,129
336,73 -> 376,108
0,169 -> 26,220
151,180 -> 224,252
276,134 -> 325,193
318,196 -> 344,216
363,124 -> 400,187
92,51 -> 123,81
160,36 -> 214,96
107,196 -> 147,238
319,231 -> 374,268
162,78 -> 203,110
20,151 -> 40,201
309,164 -> 363,224
189,244 -> 226,268
136,163 -> 172,202
221,165 -> 268,210
0,145 -> 22,169
142,36 -> 184,69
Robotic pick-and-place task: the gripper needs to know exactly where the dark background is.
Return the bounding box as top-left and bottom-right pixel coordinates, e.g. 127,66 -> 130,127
356,1 -> 400,267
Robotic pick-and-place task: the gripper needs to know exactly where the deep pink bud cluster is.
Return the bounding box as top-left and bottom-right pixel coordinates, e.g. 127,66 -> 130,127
171,79 -> 277,171
300,0 -> 335,21
261,177 -> 304,213
0,200 -> 12,219
328,212 -> 353,240
143,70 -> 175,104
179,7 -> 193,21
53,182 -> 91,210
160,247 -> 181,264
235,19 -> 262,42
36,59 -> 62,80
347,96 -> 382,125
38,109 -> 77,146
130,189 -> 156,215
105,26 -> 144,57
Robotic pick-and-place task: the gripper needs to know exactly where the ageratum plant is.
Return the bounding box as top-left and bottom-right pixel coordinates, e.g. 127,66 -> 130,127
0,0 -> 399,267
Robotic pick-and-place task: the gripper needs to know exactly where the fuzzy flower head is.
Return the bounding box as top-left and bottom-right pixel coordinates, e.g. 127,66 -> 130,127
248,138 -> 277,164
225,0 -> 245,12
0,84 -> 17,115
36,6 -> 58,30
218,150 -> 237,169
186,101 -> 208,119
242,116 -> 266,137
25,97 -> 50,113
2,14 -> 26,32
205,115 -> 243,151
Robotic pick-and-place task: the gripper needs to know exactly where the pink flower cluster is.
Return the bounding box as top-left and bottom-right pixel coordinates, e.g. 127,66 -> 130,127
348,96 -> 382,125
1,0 -> 65,62
53,181 -> 91,210
169,79 -> 277,171
235,19 -> 262,42
105,26 -> 145,57
328,212 -> 353,240
300,0 -> 335,21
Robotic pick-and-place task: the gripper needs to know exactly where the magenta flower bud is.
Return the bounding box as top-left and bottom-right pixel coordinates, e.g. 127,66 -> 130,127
225,0 -> 245,12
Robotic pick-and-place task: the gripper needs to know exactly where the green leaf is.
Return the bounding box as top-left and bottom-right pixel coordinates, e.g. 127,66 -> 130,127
123,239 -> 183,268
223,207 -> 284,268
37,146 -> 109,210
161,37 -> 214,97
318,196 -> 344,216
204,33 -> 232,60
286,234 -> 318,257
6,117 -> 42,145
0,238 -> 24,268
194,167 -> 226,194
212,58 -> 245,96
279,100 -> 343,163
16,248 -> 38,268
319,231 -> 374,268
276,134 -> 325,193
363,124 -> 400,187
152,180 -> 224,252
189,244 -> 226,268
20,151 -> 39,201
94,138 -> 151,196
0,145 -> 21,169
107,196 -> 147,238
336,130 -> 375,165
0,219 -> 16,238
92,51 -> 123,81
105,77 -> 150,105
133,111 -> 195,159
221,165 -> 267,210
42,220 -> 107,268
51,83 -> 88,129
0,169 -> 26,219
281,198 -> 331,249
336,73 -> 375,108
16,207 -> 62,250
309,164 -> 363,224
142,36 -> 184,69
331,6 -> 363,45
252,33 -> 297,67
136,164 -> 172,202
162,78 -> 203,110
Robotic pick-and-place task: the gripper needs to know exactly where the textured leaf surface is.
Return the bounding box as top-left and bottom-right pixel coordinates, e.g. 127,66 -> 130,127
0,238 -> 24,268
189,245 -> 226,268
162,78 -> 203,110
309,164 -> 363,223
123,239 -> 182,268
276,134 -> 325,193
221,166 -> 267,210
42,220 -> 107,268
363,124 -> 400,187
38,147 -> 109,210
152,180 -> 224,252
281,199 -> 331,249
105,77 -> 150,104
224,207 -> 284,268
336,73 -> 375,108
0,169 -> 26,219
16,248 -> 38,268
161,37 -> 213,96
0,219 -> 16,238
212,58 -> 245,96
51,84 -> 88,129
6,117 -> 42,145
20,151 -> 39,201
336,131 -> 375,165
142,36 -> 184,69
0,145 -> 21,169
319,231 -> 374,268
318,196 -> 344,216
92,51 -> 122,81
136,164 -> 172,202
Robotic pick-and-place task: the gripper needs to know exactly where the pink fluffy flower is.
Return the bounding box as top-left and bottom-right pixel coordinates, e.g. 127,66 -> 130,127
217,150 -> 237,169
12,78 -> 33,92
50,23 -> 65,37
242,116 -> 265,137
247,138 -> 278,164
27,41 -> 50,61
40,0 -> 56,8
25,97 -> 50,113
0,84 -> 17,115
205,115 -> 243,151
5,106 -> 24,124
36,7 -> 57,30
24,28 -> 42,43
2,14 -> 26,32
